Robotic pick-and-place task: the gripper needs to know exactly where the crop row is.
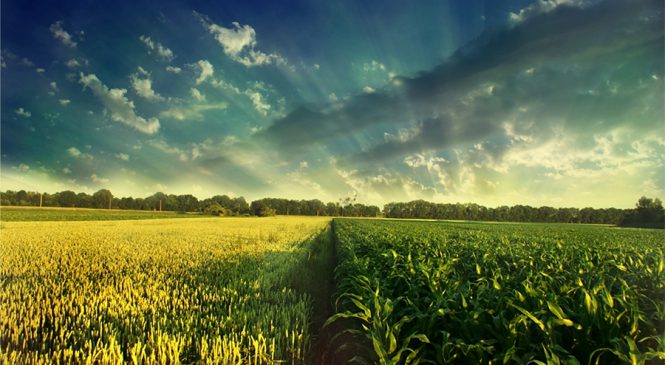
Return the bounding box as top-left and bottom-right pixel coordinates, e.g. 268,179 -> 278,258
329,219 -> 665,364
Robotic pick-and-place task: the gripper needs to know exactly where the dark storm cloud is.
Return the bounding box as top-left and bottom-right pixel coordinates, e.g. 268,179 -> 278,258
260,0 -> 663,162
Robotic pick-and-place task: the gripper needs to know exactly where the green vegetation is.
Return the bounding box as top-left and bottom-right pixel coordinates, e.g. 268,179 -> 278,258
328,219 -> 665,364
0,206 -> 206,221
619,197 -> 665,229
0,217 -> 331,364
1,189 -> 381,217
3,209 -> 664,364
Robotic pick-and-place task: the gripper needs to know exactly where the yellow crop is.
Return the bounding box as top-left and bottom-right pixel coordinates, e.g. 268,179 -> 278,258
0,216 -> 330,364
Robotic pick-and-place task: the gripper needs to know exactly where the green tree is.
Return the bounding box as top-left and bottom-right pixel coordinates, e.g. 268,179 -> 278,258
251,201 -> 276,217
92,189 -> 113,209
58,190 -> 78,207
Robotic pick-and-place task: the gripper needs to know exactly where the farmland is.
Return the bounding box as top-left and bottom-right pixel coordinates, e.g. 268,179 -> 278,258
1,212 -> 664,364
329,219 -> 665,364
0,216 -> 331,364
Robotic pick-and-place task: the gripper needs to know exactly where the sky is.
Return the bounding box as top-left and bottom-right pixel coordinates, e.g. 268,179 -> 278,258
1,0 -> 663,208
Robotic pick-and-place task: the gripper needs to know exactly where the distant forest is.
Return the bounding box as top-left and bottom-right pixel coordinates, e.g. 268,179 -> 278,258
1,189 -> 662,228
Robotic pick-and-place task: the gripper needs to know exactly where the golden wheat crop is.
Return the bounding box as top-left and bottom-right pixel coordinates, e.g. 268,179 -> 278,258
0,216 -> 330,364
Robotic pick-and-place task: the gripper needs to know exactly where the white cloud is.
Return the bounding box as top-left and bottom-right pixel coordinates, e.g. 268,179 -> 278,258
59,99 -> 71,106
159,102 -> 227,121
363,86 -> 375,94
363,60 -> 386,72
245,90 -> 270,115
67,147 -> 81,158
210,77 -> 242,94
200,16 -> 286,67
130,73 -> 164,101
139,35 -> 174,61
15,108 -> 31,118
66,59 -> 81,68
67,147 -> 93,160
50,21 -> 77,48
50,82 -> 58,93
62,167 -> 72,174
79,73 -> 160,134
190,87 -> 206,102
36,68 -> 45,73
147,139 -> 190,161
116,153 -> 130,161
404,153 -> 447,169
509,0 -> 588,24
195,60 -> 214,84
299,160 -> 309,169
166,66 -> 181,73
18,163 -> 30,172
91,174 -> 110,184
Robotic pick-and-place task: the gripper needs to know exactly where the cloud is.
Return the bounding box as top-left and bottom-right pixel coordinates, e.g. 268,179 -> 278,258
198,14 -> 286,67
147,139 -> 190,161
79,73 -> 160,134
130,73 -> 165,101
159,101 -> 227,121
67,147 -> 93,160
195,60 -> 214,84
50,21 -> 77,48
139,35 -> 174,61
91,174 -> 110,184
190,88 -> 206,102
363,60 -> 387,72
261,0 -> 663,165
15,107 -> 31,118
166,66 -> 181,73
116,153 -> 130,161
59,99 -> 71,106
509,0 -> 589,24
66,59 -> 81,68
245,90 -> 270,115
67,147 -> 81,157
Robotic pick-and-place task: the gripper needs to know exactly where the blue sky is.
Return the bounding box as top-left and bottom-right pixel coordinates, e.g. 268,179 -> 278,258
2,0 -> 663,207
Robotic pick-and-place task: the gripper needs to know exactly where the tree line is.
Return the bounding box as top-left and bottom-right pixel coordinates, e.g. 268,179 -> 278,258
0,189 -> 381,217
1,189 -> 661,227
384,198 -> 664,227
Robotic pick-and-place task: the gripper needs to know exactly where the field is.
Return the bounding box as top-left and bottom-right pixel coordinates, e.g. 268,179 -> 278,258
1,211 -> 664,364
0,216 -> 331,364
0,206 -> 208,221
329,219 -> 665,364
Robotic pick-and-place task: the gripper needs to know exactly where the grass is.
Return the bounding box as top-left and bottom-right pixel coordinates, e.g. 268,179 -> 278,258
0,206 -> 209,221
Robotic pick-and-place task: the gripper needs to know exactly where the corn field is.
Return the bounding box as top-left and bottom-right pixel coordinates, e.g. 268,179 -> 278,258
0,216 -> 330,364
328,219 -> 665,364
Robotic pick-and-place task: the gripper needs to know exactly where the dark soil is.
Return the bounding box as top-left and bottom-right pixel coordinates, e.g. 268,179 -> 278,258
304,223 -> 373,365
